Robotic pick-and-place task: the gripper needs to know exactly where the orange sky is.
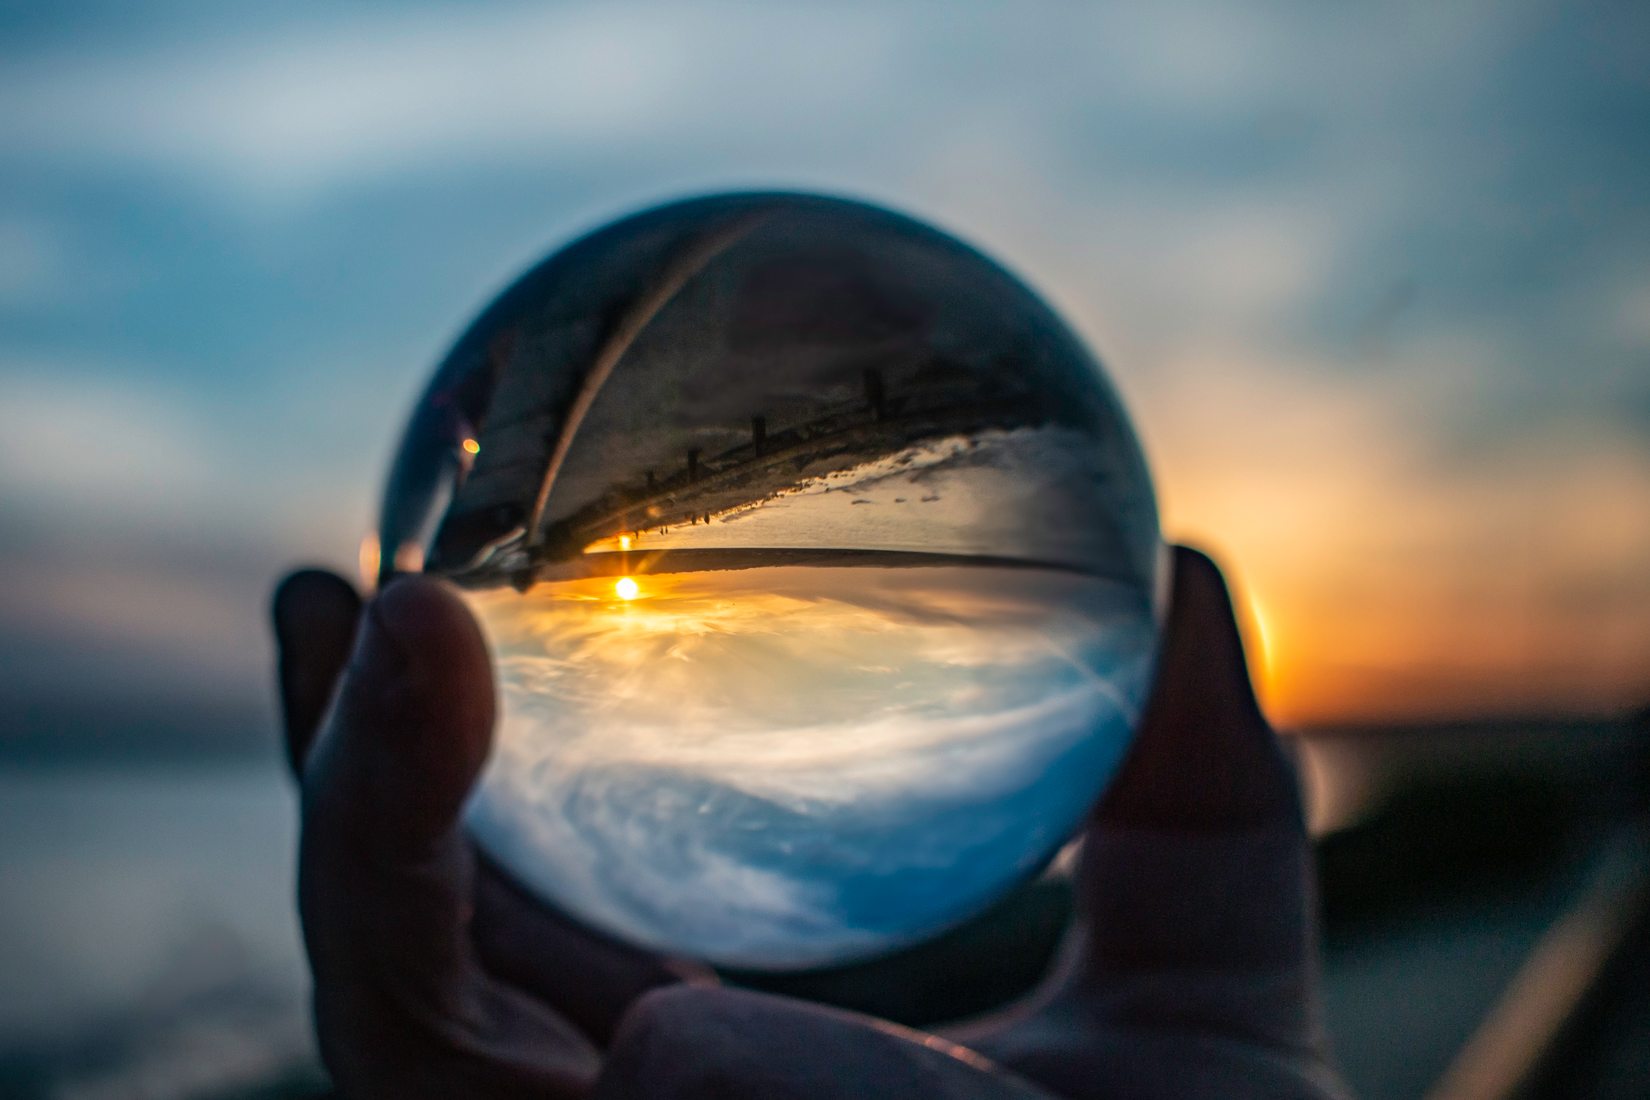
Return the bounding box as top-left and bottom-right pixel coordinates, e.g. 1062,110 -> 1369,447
5,3 -> 1647,738
1133,350 -> 1650,728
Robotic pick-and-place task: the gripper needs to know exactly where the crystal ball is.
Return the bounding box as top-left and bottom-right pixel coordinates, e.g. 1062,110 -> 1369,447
379,193 -> 1163,970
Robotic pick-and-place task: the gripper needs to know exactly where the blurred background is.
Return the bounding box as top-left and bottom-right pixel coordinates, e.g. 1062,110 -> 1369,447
1,2 -> 1647,1097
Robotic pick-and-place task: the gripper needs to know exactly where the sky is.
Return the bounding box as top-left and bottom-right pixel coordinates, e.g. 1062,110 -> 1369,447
0,0 -> 1647,743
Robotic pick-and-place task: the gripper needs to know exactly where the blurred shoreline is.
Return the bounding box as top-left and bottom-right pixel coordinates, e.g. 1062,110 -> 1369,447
2,712 -> 1644,1098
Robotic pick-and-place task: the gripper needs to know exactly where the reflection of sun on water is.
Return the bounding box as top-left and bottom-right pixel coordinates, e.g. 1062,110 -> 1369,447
470,567 -> 1152,734
463,564 -> 1157,967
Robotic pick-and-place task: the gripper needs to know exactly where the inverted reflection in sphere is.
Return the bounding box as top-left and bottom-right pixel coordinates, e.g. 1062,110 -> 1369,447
379,193 -> 1163,969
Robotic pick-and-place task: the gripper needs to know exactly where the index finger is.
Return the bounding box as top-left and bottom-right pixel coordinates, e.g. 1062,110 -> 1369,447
955,548 -> 1336,1096
272,568 -> 362,775
1072,546 -> 1311,980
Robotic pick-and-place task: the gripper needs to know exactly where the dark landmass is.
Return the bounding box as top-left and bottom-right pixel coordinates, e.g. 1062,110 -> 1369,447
477,546 -> 1103,589
517,386 -> 1049,570
0,689 -> 279,766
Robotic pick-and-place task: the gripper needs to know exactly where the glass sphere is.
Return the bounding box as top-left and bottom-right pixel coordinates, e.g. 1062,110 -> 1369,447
379,193 -> 1163,970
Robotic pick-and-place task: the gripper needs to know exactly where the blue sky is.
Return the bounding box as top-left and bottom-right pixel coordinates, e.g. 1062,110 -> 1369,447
1,0 -> 1647,744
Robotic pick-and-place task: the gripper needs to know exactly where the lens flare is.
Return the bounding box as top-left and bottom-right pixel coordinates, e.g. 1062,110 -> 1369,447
614,576 -> 641,601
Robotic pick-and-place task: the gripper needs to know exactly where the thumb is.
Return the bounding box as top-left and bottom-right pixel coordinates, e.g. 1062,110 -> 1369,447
300,575 -> 495,998
963,549 -> 1340,1099
298,577 -> 601,1098
1098,545 -> 1297,833
302,574 -> 495,848
1070,546 -> 1311,983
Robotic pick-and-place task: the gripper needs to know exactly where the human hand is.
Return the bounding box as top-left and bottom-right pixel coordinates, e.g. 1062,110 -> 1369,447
272,546 -> 1348,1098
946,546 -> 1350,1099
272,568 -> 703,1097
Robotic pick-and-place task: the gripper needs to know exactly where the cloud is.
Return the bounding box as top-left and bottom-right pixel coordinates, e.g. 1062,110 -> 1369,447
0,554 -> 261,692
0,216 -> 69,306
0,368 -> 221,514
1605,273 -> 1650,352
0,1 -> 1529,202
0,0 -> 1644,729
0,4 -> 907,196
0,366 -> 361,712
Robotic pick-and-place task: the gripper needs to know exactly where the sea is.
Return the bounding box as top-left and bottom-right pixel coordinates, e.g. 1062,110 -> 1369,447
0,726 -> 1621,1099
0,762 -> 323,1099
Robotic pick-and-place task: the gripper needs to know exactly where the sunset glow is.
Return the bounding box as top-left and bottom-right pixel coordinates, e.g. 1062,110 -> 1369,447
4,3 -> 1645,742
357,532 -> 381,591
1125,339 -> 1650,727
614,576 -> 641,601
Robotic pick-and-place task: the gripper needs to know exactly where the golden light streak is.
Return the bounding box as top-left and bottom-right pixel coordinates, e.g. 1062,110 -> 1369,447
358,532 -> 381,591
1244,591 -> 1279,712
619,535 -> 632,550
392,542 -> 425,574
614,576 -> 641,601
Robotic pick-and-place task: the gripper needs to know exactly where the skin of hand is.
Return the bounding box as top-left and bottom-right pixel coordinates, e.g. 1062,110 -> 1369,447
271,545 -> 1351,1099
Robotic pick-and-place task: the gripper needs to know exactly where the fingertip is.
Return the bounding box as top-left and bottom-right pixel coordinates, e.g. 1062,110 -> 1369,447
308,573 -> 496,845
369,574 -> 490,674
367,574 -> 496,755
1162,544 -> 1264,726
273,569 -> 361,777
1166,545 -> 1224,603
272,568 -> 361,649
1098,545 -> 1299,832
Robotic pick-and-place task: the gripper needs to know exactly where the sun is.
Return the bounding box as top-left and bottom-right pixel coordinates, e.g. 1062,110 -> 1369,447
614,576 -> 641,601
